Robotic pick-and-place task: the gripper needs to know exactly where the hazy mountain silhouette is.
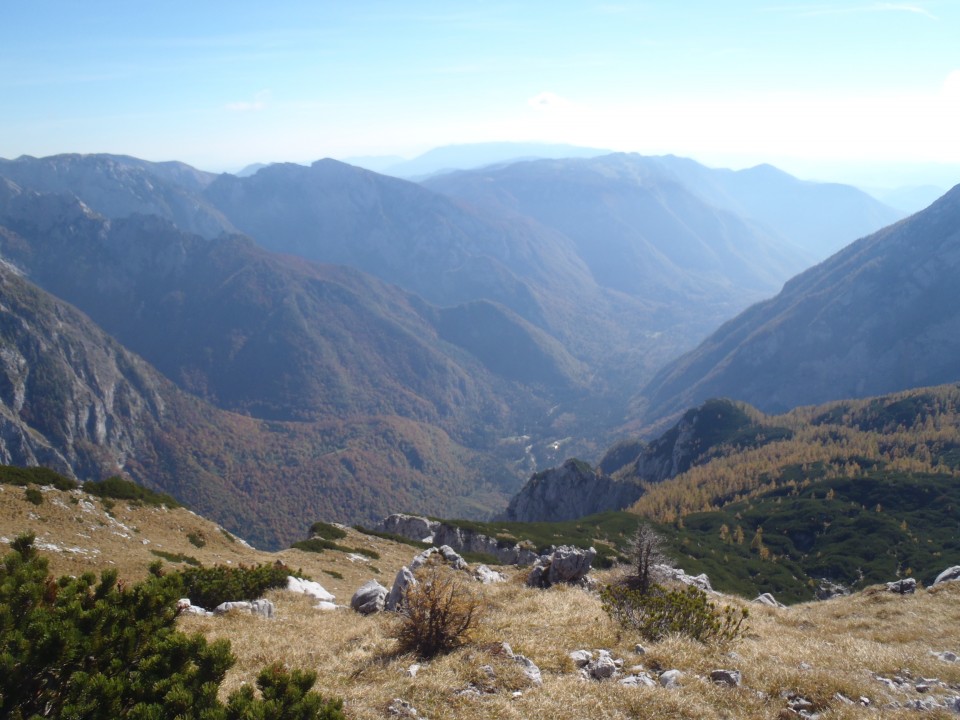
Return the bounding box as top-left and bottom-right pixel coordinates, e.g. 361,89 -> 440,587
381,141 -> 612,179
638,184 -> 960,422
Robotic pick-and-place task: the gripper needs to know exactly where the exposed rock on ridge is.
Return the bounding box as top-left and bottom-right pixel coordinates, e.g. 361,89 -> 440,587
503,459 -> 643,523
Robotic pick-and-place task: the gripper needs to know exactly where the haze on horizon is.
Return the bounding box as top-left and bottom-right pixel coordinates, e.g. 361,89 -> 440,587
2,1 -> 959,188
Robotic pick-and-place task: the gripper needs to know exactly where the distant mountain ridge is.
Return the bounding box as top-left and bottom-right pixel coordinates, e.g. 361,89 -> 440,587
639,183 -> 960,422
0,154 -> 233,238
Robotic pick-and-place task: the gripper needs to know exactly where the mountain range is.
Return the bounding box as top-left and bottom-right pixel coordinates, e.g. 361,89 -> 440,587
0,148 -> 934,547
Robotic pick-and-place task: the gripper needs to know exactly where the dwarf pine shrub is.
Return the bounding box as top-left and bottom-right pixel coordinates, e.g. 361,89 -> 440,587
601,582 -> 748,644
176,561 -> 295,609
0,534 -> 344,720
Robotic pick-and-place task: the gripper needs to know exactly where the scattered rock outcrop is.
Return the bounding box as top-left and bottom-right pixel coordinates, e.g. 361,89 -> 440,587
213,599 -> 275,618
886,578 -> 917,594
474,565 -> 505,584
527,545 -> 596,588
351,580 -> 388,615
287,576 -> 335,603
499,643 -> 542,686
503,459 -> 644,523
355,545 -> 472,614
933,566 -> 960,585
710,669 -> 742,687
654,564 -> 712,592
378,514 -> 538,565
753,592 -> 785,608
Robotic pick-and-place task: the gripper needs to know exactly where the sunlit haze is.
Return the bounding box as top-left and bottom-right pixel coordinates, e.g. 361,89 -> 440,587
3,1 -> 959,186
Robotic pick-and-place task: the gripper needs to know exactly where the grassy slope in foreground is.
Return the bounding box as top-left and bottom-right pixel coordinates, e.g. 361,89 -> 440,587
3,473 -> 960,719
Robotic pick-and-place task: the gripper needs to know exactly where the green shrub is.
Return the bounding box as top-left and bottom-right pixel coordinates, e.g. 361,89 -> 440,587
187,531 -> 206,548
0,534 -> 344,720
353,525 -> 428,549
0,465 -> 78,491
600,583 -> 748,644
291,537 -> 380,560
150,549 -> 201,566
309,521 -> 347,541
391,562 -> 482,659
24,487 -> 43,506
323,569 -> 344,580
177,562 -> 295,609
83,476 -> 181,508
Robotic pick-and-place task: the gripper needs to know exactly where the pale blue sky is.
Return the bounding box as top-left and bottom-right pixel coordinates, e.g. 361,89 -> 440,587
2,1 -> 958,184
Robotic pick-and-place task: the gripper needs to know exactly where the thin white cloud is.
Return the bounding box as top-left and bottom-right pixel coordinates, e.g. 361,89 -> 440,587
225,90 -> 271,112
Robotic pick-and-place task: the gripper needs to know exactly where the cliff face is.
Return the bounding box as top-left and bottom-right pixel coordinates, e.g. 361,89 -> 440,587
502,459 -> 644,523
0,262 -> 168,480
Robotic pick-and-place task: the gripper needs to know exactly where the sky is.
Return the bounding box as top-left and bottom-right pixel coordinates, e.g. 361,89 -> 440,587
2,1 -> 959,187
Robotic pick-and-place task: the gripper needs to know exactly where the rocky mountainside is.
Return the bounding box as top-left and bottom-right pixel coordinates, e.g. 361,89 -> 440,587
0,180 -> 586,435
0,260 -> 520,548
0,154 -> 233,238
502,459 -> 644,523
638,184 -> 960,422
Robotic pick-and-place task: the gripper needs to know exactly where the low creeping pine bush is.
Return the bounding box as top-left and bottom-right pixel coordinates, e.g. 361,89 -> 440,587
601,582 -> 748,644
175,561 -> 296,609
0,534 -> 344,720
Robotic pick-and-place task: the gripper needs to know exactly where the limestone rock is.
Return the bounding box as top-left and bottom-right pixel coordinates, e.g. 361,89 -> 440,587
474,565 -> 505,584
933,566 -> 960,585
214,601 -> 252,614
250,599 -> 275,618
410,545 -> 467,572
569,650 -> 593,668
659,669 -> 682,688
527,545 -> 596,588
351,580 -> 388,615
381,514 -> 438,543
584,651 -> 618,681
287,576 -> 335,603
753,592 -> 785,607
500,643 -> 542,686
710,669 -> 742,687
387,698 -> 421,718
620,673 -> 656,687
886,578 -> 917,594
504,458 -> 644,523
386,566 -> 416,611
380,514 -> 539,566
176,598 -> 212,616
654,564 -> 712,592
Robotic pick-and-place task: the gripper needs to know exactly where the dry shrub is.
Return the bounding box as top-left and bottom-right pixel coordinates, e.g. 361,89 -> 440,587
392,562 -> 483,659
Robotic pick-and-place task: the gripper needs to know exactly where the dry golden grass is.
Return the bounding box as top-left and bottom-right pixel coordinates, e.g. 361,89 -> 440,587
4,485 -> 960,719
